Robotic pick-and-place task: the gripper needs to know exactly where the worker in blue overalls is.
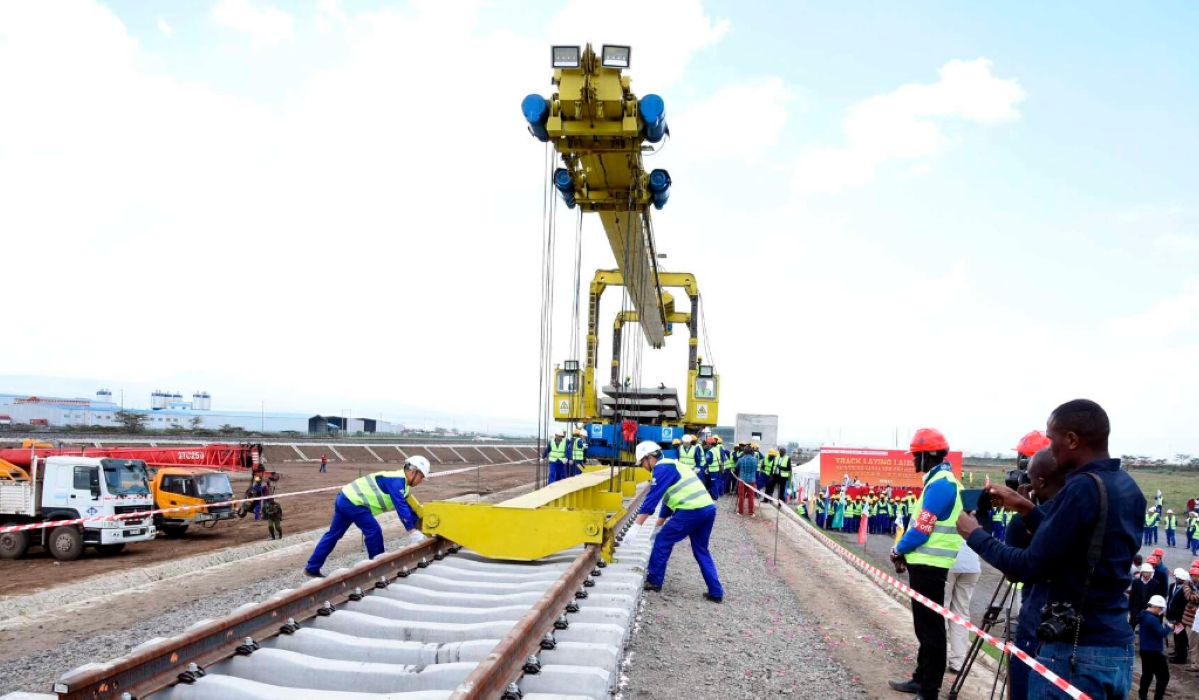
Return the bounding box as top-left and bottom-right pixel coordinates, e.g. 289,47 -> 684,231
304,456 -> 430,578
634,440 -> 724,603
542,429 -> 569,484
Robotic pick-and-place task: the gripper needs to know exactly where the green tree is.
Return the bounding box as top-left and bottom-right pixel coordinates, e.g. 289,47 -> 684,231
114,411 -> 149,433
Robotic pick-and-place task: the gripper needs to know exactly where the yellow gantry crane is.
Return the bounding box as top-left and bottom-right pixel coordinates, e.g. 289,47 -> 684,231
522,44 -> 719,460
420,44 -> 722,562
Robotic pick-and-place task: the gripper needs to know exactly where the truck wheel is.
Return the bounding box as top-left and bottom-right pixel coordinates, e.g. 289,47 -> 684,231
0,528 -> 30,560
162,525 -> 189,538
48,526 -> 84,562
95,543 -> 126,556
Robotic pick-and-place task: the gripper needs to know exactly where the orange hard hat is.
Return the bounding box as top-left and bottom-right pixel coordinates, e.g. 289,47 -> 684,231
1147,555 -> 1160,565
1014,430 -> 1050,457
908,428 -> 949,454
1191,566 -> 1199,578
1153,548 -> 1165,557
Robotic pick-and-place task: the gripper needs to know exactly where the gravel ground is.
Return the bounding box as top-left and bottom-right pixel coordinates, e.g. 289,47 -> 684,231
0,481 -> 539,697
619,506 -> 868,700
0,532 -> 405,696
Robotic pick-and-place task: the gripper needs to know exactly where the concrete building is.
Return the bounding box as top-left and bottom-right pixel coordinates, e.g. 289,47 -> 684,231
0,391 -> 310,433
735,413 -> 779,447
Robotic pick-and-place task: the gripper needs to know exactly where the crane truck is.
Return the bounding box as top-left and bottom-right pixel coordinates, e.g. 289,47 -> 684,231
0,456 -> 157,561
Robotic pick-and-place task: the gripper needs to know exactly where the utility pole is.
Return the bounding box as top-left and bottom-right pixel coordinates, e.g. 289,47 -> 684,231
260,400 -> 265,432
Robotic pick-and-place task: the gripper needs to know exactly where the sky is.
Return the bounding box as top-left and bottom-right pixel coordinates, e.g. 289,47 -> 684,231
1,1 -> 1197,455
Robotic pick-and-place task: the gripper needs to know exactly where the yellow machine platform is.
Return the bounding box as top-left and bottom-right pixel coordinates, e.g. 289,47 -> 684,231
421,469 -> 647,562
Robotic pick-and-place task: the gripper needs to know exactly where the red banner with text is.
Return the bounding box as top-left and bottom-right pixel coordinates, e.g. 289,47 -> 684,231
820,447 -> 962,488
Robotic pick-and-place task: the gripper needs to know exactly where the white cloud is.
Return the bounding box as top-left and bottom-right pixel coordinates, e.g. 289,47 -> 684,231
670,77 -> 789,164
316,0 -> 350,35
212,0 -> 293,48
792,58 -> 1026,195
548,0 -> 728,90
157,17 -> 174,38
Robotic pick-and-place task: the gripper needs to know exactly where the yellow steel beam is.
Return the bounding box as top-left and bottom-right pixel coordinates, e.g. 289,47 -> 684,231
420,471 -> 635,562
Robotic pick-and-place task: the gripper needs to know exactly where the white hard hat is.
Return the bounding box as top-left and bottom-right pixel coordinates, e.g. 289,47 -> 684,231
1147,595 -> 1166,608
1177,568 -> 1191,579
634,440 -> 662,464
681,434 -> 693,443
555,429 -> 565,437
1141,563 -> 1154,573
406,455 -> 431,478
1168,509 -> 1174,514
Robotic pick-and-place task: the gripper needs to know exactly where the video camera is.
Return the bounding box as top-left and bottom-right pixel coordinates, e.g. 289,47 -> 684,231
1006,452 -> 1032,491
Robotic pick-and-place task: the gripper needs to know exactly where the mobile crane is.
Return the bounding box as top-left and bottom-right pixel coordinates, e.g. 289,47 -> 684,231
522,44 -> 719,463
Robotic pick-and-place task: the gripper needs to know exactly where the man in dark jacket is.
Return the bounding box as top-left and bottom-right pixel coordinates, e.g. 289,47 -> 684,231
1166,568 -> 1191,663
1137,596 -> 1170,700
1131,563 -> 1166,629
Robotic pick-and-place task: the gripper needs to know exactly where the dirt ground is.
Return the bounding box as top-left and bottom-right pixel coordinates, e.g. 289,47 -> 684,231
733,503 -> 1001,700
0,459 -> 537,597
823,520 -> 1199,698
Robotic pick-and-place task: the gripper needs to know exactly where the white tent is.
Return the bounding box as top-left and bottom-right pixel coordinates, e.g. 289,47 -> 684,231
791,456 -> 821,500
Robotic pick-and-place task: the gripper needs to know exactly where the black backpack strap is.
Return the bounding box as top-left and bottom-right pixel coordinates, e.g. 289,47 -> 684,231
1083,472 -> 1108,571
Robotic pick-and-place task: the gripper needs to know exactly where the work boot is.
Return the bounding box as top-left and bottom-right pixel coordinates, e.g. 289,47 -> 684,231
304,569 -> 325,579
643,582 -> 662,592
703,592 -> 723,604
888,679 -> 921,694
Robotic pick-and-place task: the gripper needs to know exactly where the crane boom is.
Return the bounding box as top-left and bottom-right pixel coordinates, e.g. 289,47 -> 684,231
522,43 -> 672,347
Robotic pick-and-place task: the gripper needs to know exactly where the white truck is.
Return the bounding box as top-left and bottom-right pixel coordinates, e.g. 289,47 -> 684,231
0,456 -> 157,561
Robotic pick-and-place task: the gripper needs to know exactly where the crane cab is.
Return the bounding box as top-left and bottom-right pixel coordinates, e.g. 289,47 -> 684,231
685,363 -> 719,425
553,360 -> 585,421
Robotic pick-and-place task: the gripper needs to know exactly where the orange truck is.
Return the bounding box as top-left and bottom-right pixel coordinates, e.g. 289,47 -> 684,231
148,467 -> 236,537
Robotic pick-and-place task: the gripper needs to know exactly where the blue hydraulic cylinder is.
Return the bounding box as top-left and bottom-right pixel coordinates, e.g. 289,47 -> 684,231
639,94 -> 668,143
648,169 -> 671,210
522,94 -> 550,142
554,168 -> 576,208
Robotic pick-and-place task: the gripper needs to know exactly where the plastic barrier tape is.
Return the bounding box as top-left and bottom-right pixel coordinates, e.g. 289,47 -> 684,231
0,458 -> 536,534
732,476 -> 1092,700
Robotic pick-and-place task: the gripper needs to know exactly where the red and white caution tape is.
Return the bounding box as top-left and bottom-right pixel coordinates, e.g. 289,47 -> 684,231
732,476 -> 1092,700
0,457 -> 536,535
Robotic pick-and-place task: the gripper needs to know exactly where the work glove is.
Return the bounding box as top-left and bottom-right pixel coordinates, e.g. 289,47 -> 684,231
407,530 -> 427,546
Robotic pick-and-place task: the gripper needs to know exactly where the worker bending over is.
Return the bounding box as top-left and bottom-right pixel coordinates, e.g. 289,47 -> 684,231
634,440 -> 724,603
304,456 -> 431,578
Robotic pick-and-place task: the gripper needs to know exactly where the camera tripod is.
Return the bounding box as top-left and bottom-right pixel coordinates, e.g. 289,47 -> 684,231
947,577 -> 1019,700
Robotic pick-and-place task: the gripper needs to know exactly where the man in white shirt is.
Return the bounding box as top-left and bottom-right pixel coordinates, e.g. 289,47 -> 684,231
946,544 -> 982,674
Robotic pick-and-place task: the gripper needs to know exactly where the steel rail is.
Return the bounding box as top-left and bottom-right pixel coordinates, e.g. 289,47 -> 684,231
451,486 -> 647,699
54,537 -> 456,700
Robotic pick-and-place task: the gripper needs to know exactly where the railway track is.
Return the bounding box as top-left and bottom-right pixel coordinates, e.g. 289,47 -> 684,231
6,487 -> 650,700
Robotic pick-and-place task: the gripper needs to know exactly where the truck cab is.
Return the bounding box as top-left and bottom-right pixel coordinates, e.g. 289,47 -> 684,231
149,467 -> 236,537
0,456 -> 157,561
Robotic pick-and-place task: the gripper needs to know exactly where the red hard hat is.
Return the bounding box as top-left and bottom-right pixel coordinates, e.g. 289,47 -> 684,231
1014,430 -> 1050,457
1153,548 -> 1165,557
1147,555 -> 1160,565
1192,567 -> 1199,578
908,428 -> 949,454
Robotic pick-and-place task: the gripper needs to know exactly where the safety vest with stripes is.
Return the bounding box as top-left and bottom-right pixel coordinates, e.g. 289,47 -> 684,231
760,455 -> 778,476
660,459 -> 715,512
1145,512 -> 1159,527
342,471 -> 408,516
722,448 -> 735,470
777,455 -> 792,478
548,437 -> 568,462
904,466 -> 964,568
706,446 -> 724,473
1166,514 -> 1176,529
678,444 -> 700,470
571,438 -> 586,461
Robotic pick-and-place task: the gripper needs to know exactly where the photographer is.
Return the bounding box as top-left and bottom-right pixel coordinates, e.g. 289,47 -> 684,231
955,400 -> 1145,700
1001,447 -> 1067,700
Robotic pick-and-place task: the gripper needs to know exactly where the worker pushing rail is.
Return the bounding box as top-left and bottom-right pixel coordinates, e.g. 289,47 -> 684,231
304,456 -> 431,578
